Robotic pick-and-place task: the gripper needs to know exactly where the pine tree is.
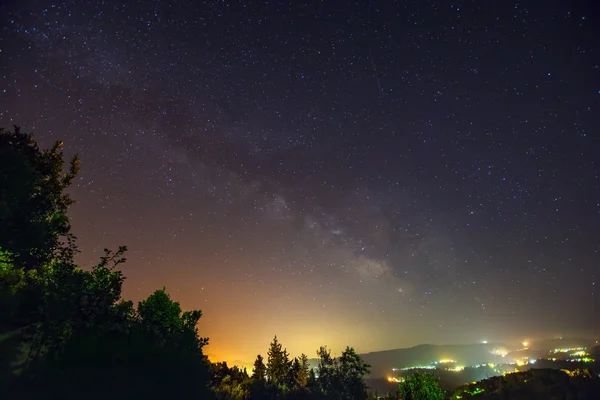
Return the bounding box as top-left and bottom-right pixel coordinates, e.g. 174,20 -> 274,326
297,353 -> 309,387
316,346 -> 338,398
290,357 -> 301,387
250,354 -> 268,400
253,354 -> 266,381
338,346 -> 371,400
266,335 -> 287,385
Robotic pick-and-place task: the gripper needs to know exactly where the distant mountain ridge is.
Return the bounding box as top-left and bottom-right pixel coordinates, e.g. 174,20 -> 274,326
309,343 -> 499,378
309,338 -> 598,378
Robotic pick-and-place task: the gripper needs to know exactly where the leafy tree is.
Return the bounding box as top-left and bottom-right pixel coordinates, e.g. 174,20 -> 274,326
1,126 -> 80,331
12,287 -> 212,399
26,246 -> 129,363
0,126 -> 79,270
211,362 -> 251,400
398,371 -> 444,400
211,361 -> 233,388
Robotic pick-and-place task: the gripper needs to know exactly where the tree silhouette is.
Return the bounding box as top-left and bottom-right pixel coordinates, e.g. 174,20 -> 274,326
298,353 -> 310,387
1,126 -> 80,332
338,346 -> 371,400
0,126 -> 79,270
253,354 -> 267,381
14,287 -> 212,399
267,335 -> 290,386
315,345 -> 338,399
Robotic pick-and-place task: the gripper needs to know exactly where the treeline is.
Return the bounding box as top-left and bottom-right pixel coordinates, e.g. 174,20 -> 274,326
0,127 -> 373,399
208,336 -> 370,399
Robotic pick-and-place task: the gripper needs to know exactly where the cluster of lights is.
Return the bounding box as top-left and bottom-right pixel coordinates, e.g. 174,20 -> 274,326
393,341 -> 594,375
491,348 -> 508,357
549,347 -> 593,362
568,357 -> 594,363
552,347 -> 585,354
390,349 -> 596,389
400,365 -> 436,371
398,359 -> 466,373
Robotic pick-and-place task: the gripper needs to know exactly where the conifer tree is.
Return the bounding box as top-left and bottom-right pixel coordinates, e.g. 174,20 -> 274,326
290,357 -> 301,387
316,346 -> 337,398
338,346 -> 371,400
253,354 -> 266,381
267,335 -> 287,385
297,353 -> 310,387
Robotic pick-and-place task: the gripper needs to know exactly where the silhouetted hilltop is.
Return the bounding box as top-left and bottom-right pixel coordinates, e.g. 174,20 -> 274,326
452,368 -> 600,399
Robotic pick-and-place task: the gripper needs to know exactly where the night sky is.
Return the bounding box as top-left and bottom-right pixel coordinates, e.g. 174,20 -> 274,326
1,0 -> 598,367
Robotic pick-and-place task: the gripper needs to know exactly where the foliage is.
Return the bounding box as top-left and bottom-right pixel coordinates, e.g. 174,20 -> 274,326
0,126 -> 80,332
398,371 -> 445,400
138,287 -> 209,352
16,288 -> 212,398
267,335 -> 291,387
207,340 -> 371,400
315,345 -> 336,396
338,346 -> 371,400
297,353 -> 310,387
210,362 -> 251,400
0,126 -> 79,270
0,128 -> 212,398
254,354 -> 267,381
309,345 -> 371,400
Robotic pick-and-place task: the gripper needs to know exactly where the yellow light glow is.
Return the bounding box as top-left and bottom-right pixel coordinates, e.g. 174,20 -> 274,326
438,359 -> 456,364
491,348 -> 508,357
522,341 -> 528,348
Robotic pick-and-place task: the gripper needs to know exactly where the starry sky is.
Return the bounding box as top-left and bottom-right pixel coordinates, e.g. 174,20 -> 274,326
1,0 -> 598,367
